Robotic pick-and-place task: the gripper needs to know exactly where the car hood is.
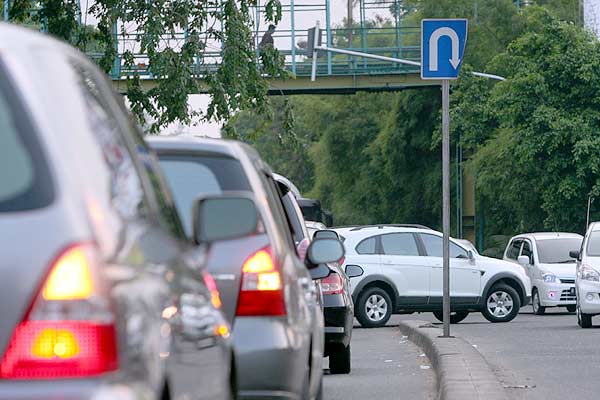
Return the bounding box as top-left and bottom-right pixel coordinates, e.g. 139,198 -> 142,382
537,263 -> 576,278
477,255 -> 527,275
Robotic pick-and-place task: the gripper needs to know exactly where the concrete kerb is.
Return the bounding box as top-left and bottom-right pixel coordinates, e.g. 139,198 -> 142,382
398,320 -> 506,400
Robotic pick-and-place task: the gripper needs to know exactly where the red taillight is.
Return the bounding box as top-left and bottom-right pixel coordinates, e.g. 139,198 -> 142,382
235,246 -> 286,316
0,244 -> 118,379
322,272 -> 343,295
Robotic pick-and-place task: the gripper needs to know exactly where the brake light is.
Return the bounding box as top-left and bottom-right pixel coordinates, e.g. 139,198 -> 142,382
236,246 -> 286,316
322,272 -> 343,295
0,244 -> 118,379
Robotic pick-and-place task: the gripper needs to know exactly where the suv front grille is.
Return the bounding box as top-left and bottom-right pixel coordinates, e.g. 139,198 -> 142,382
560,278 -> 575,284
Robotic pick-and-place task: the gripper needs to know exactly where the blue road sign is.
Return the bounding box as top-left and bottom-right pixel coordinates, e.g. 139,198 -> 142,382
421,19 -> 468,80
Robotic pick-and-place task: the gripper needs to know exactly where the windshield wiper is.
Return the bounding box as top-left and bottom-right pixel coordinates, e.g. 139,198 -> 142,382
555,259 -> 576,263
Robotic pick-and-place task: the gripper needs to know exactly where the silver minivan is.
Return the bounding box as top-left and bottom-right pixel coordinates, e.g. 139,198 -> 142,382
0,24 -> 234,400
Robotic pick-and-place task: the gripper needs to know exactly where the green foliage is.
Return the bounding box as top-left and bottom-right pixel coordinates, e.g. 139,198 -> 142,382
463,7 -> 600,235
6,0 -> 286,132
233,0 -> 593,254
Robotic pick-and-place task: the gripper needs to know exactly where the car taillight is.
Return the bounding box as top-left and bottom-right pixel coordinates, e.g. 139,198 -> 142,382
235,246 -> 286,316
322,272 -> 343,295
0,244 -> 118,379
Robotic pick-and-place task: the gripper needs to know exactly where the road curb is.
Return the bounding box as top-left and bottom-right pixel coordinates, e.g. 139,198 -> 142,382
398,320 -> 505,400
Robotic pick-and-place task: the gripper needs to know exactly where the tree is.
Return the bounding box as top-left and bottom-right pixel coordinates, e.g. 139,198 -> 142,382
6,0 -> 286,132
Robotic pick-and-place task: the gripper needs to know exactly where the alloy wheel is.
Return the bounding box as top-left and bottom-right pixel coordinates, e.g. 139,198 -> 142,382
365,294 -> 388,322
487,290 -> 514,319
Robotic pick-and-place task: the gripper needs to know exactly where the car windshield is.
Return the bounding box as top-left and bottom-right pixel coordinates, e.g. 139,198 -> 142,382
0,60 -> 53,212
157,154 -> 251,236
587,231 -> 600,257
537,238 -> 582,263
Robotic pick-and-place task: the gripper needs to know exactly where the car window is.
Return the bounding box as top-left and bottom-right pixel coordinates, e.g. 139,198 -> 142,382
586,231 -> 600,257
356,237 -> 377,254
0,60 -> 54,212
157,154 -> 251,236
381,233 -> 419,256
258,170 -> 297,250
420,234 -> 468,258
71,62 -> 145,220
536,238 -> 582,263
281,192 -> 307,243
520,241 -> 533,264
507,240 -> 522,260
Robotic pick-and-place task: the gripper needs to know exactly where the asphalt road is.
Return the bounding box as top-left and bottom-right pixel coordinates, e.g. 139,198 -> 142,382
323,324 -> 435,400
397,307 -> 600,400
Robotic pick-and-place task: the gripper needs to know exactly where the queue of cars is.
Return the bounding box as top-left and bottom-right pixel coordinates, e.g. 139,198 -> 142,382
0,24 -> 347,400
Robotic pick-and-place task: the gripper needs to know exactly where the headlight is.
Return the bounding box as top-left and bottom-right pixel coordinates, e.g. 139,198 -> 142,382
542,272 -> 558,283
580,265 -> 600,282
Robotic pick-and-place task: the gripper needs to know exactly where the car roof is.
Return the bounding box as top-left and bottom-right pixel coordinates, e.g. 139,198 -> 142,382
0,23 -> 68,53
589,222 -> 600,232
146,135 -> 259,160
513,232 -> 583,240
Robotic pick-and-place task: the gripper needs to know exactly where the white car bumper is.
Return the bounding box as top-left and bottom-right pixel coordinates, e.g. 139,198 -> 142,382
537,281 -> 576,306
578,279 -> 600,314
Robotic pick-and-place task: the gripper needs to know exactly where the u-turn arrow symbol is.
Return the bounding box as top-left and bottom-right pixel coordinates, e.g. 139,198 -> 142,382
429,27 -> 460,72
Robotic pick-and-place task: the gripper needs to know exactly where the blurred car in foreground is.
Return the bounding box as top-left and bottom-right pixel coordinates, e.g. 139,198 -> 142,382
504,232 -> 582,315
335,225 -> 531,327
0,24 -> 233,400
148,136 -> 341,399
571,223 -> 600,328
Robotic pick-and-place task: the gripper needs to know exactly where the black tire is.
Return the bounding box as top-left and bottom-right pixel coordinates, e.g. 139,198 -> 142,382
577,304 -> 593,328
355,287 -> 393,328
432,310 -> 469,324
532,289 -> 546,315
481,283 -> 521,323
329,344 -> 351,374
567,304 -> 577,313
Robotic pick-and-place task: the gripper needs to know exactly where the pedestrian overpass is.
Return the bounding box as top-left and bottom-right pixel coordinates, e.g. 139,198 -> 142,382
97,0 -> 441,94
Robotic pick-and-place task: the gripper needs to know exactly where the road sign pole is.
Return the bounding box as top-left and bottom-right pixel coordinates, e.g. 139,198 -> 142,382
442,79 -> 451,338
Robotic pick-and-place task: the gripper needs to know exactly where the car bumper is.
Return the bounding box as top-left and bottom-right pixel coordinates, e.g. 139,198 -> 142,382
233,317 -> 310,400
537,282 -> 576,306
323,295 -> 353,352
578,280 -> 600,314
0,378 -> 154,400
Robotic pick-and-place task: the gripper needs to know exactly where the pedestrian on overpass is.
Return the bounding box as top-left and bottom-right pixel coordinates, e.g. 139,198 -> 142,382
259,24 -> 276,51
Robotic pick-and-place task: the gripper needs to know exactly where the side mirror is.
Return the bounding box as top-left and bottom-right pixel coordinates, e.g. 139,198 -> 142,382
467,250 -> 476,262
309,264 -> 331,280
305,238 -> 344,269
570,250 -> 581,261
313,229 -> 339,240
192,194 -> 258,244
517,255 -> 530,267
345,264 -> 364,278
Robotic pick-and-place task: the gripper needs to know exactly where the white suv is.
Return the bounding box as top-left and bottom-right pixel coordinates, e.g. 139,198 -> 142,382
573,222 -> 600,328
335,225 -> 531,327
503,233 -> 582,315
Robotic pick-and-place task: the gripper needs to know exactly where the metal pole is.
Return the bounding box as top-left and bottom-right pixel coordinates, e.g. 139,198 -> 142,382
311,21 -> 320,81
325,0 -> 332,75
3,0 -> 9,21
442,79 -> 451,338
290,0 -> 296,74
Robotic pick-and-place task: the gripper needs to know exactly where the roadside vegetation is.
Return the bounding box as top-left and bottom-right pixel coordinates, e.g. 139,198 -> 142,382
229,0 -> 600,255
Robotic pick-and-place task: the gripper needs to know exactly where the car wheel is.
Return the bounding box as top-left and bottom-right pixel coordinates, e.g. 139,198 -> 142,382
329,344 -> 351,374
577,304 -> 593,328
356,287 -> 392,328
567,304 -> 576,313
432,310 -> 469,324
481,284 -> 521,323
532,289 -> 546,315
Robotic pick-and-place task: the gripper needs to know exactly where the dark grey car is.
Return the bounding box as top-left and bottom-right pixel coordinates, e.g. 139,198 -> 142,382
147,136 -> 331,400
0,24 -> 232,400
